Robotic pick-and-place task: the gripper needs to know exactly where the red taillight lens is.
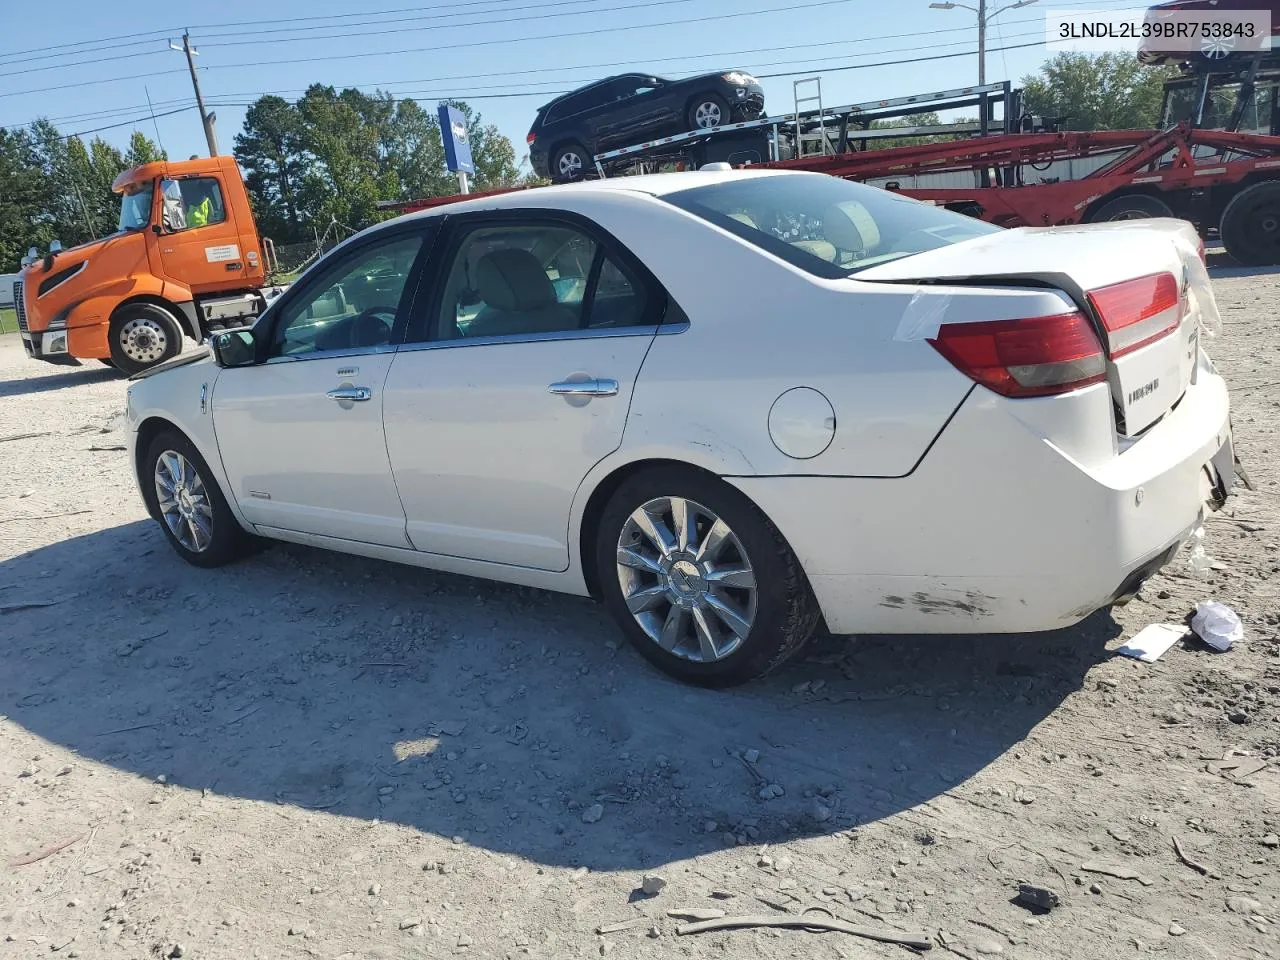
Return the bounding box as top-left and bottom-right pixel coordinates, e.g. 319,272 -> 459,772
1196,237 -> 1206,263
928,311 -> 1107,398
1086,271 -> 1180,358
526,132 -> 537,145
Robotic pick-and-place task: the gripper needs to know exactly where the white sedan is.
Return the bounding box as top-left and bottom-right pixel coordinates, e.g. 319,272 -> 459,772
124,169 -> 1239,686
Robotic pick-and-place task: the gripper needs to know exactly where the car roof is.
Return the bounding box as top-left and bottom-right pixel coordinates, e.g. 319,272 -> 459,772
391,169 -> 801,225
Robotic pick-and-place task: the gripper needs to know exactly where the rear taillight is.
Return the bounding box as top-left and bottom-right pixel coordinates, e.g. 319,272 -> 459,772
928,311 -> 1107,398
1086,271 -> 1180,358
1196,237 -> 1206,263
526,132 -> 537,145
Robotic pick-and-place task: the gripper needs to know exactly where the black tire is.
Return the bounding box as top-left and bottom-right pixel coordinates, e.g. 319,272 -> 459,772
1087,194 -> 1174,223
687,93 -> 731,132
108,302 -> 183,375
143,429 -> 257,568
594,466 -> 820,688
550,142 -> 589,183
1219,180 -> 1280,266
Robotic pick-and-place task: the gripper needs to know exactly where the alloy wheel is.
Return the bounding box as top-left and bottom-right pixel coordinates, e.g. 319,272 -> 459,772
154,450 -> 214,553
558,150 -> 584,178
693,101 -> 724,128
615,496 -> 758,663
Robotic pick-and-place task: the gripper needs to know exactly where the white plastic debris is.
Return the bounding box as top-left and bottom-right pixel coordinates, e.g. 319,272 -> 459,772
1186,526 -> 1213,579
1117,623 -> 1190,663
1191,601 -> 1244,652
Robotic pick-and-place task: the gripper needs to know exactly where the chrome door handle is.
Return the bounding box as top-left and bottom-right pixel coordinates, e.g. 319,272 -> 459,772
327,386 -> 372,402
547,378 -> 619,397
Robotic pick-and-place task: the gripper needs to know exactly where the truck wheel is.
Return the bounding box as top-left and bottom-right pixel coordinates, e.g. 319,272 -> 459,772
1219,181 -> 1280,265
1087,194 -> 1174,222
109,303 -> 183,375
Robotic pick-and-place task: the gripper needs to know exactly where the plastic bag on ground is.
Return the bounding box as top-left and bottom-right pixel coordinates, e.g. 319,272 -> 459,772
1191,601 -> 1244,652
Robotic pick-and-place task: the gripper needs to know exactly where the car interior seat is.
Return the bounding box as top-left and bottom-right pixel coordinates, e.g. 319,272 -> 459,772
466,248 -> 576,337
822,201 -> 881,263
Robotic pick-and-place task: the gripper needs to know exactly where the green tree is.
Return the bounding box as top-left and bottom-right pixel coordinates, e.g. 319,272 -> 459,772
234,95 -> 308,242
0,127 -> 57,270
1020,52 -> 1177,131
124,131 -> 166,167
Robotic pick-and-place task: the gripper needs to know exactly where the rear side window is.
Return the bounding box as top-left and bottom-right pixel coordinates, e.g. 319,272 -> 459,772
661,174 -> 1002,278
433,221 -> 650,340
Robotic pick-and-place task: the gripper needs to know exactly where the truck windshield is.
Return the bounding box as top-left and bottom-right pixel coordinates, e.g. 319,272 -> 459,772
118,181 -> 155,232
661,172 -> 1001,278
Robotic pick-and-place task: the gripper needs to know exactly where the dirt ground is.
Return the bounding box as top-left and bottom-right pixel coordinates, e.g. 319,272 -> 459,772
1,258 -> 1278,960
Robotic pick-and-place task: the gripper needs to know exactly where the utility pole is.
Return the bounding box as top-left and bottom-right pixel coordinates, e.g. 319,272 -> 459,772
170,31 -> 218,157
929,0 -> 1037,85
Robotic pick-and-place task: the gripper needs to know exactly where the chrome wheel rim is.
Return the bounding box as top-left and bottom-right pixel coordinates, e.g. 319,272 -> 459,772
119,316 -> 169,364
616,496 -> 757,663
694,101 -> 723,128
557,150 -> 583,177
154,450 -> 213,553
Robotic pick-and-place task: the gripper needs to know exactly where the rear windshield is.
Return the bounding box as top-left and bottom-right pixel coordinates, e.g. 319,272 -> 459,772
661,173 -> 1002,278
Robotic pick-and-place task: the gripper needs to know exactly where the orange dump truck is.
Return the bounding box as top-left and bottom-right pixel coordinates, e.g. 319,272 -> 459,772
15,155 -> 285,375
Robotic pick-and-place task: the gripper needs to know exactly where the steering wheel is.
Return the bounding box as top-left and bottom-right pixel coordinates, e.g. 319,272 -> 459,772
347,306 -> 398,348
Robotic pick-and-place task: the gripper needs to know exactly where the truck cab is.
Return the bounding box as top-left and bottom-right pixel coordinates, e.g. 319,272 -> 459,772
16,155 -> 276,375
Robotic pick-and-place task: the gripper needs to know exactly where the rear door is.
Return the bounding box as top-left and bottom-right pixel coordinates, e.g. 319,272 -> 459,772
155,174 -> 250,291
381,209 -> 670,571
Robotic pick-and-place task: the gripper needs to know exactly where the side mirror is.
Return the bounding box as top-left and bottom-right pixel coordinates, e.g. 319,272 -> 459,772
210,329 -> 258,368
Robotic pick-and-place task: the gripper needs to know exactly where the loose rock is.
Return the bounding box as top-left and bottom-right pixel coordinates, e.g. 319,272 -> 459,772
641,874 -> 667,895
1227,896 -> 1262,914
582,803 -> 604,824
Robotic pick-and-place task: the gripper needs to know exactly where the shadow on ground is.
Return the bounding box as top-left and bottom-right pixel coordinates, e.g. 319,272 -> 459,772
0,521 -> 1118,871
0,363 -> 120,399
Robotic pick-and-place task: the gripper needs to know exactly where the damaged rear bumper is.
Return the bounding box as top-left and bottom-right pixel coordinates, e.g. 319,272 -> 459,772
728,365 -> 1234,636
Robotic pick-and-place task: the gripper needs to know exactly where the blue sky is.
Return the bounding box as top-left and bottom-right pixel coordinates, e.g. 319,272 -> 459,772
1,0 -> 1137,178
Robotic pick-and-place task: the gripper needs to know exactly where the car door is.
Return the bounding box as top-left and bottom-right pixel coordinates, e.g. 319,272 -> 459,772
154,175 -> 251,289
211,222 -> 436,547
381,210 -> 672,571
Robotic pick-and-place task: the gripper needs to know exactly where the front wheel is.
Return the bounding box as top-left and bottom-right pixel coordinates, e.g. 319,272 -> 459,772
145,430 -> 257,568
688,94 -> 731,131
109,303 -> 183,375
594,467 -> 820,687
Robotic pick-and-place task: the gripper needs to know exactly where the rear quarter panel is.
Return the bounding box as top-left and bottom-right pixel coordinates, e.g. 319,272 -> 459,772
544,190 -> 1076,479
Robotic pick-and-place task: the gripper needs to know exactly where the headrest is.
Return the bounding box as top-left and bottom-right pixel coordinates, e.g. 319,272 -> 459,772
823,201 -> 880,253
476,248 -> 555,312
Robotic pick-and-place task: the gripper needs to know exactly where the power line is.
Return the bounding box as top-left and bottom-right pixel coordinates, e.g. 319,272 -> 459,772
0,0 -> 699,77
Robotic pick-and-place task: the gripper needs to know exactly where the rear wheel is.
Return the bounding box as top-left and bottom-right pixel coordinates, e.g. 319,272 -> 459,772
594,466 -> 820,687
1219,181 -> 1280,265
687,94 -> 731,131
144,430 -> 257,568
109,303 -> 183,375
1087,194 -> 1174,222
551,142 -> 589,183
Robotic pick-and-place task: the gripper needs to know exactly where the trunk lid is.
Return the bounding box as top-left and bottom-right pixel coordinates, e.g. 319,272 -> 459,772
856,217 -> 1209,436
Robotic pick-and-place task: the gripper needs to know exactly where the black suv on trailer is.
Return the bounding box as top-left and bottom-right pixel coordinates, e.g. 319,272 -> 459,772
527,70 -> 765,182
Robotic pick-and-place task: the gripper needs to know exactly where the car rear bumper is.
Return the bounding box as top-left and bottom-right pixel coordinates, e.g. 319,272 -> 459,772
728,363 -> 1233,636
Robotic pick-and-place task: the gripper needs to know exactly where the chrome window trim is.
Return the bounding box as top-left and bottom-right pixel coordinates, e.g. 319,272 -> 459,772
395,319 -> 687,354
264,342 -> 400,365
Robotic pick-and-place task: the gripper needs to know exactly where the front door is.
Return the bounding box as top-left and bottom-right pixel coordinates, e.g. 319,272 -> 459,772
382,212 -> 670,571
154,175 -> 251,291
212,226 -> 433,547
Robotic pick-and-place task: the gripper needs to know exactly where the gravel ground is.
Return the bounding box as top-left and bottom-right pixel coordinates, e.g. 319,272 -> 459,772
1,258 -> 1278,960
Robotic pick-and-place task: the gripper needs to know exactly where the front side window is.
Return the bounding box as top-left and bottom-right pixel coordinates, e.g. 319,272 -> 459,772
270,234 -> 424,358
662,173 -> 1002,278
435,222 -> 648,340
118,181 -> 154,232
160,177 -> 227,233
